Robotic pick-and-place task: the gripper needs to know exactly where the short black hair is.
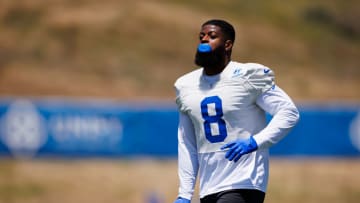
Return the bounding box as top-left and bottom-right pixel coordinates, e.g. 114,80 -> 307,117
202,19 -> 235,42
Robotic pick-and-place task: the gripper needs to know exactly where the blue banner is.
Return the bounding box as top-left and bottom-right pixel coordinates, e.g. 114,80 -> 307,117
270,104 -> 360,157
0,98 -> 359,158
0,98 -> 178,158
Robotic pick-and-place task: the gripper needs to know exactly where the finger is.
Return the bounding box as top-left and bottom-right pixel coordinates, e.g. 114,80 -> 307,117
227,151 -> 237,161
233,152 -> 244,162
225,145 -> 238,159
225,148 -> 234,159
226,146 -> 241,161
221,142 -> 235,150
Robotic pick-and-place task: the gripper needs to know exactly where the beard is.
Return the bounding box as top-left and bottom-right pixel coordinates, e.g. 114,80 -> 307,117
194,45 -> 226,68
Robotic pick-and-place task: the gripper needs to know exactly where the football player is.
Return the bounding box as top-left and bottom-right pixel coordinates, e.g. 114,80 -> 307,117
173,19 -> 300,203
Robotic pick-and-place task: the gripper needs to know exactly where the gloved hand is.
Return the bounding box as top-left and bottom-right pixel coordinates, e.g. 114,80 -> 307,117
221,136 -> 258,162
174,197 -> 191,203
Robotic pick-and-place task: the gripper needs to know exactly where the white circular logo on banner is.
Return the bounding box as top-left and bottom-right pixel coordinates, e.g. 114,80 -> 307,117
1,100 -> 47,158
350,112 -> 360,152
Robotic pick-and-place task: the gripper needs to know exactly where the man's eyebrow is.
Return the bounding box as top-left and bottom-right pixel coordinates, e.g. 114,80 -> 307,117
200,30 -> 218,35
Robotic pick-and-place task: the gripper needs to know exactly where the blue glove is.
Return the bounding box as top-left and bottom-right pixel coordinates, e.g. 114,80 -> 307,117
174,197 -> 191,203
220,136 -> 258,162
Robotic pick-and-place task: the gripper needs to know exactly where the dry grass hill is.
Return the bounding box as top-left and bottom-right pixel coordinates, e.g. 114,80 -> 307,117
0,0 -> 359,102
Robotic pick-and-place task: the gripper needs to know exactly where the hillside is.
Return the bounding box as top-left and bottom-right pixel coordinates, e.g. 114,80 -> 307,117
0,0 -> 359,102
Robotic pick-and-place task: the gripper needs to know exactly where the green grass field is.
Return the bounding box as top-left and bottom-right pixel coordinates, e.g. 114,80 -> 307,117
0,158 -> 359,203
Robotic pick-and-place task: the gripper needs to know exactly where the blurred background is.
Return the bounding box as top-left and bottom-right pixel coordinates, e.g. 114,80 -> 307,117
0,0 -> 359,202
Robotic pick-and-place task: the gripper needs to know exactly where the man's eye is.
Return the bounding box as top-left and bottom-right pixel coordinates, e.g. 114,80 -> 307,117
210,34 -> 217,39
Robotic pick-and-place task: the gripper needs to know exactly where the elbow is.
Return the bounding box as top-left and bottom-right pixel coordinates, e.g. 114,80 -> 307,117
290,106 -> 300,126
279,105 -> 300,127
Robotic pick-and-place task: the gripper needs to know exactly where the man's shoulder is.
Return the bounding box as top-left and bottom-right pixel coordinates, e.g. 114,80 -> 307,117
233,61 -> 268,71
228,61 -> 272,78
174,68 -> 203,88
235,61 -> 275,93
243,62 -> 273,77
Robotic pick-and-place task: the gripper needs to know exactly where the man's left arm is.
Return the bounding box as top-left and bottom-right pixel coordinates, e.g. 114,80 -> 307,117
253,85 -> 300,149
221,65 -> 299,161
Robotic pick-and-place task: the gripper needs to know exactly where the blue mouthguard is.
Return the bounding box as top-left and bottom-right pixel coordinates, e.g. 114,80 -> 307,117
197,43 -> 212,53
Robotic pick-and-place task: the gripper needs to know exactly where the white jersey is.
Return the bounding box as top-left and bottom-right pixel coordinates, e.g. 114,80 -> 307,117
174,61 -> 299,199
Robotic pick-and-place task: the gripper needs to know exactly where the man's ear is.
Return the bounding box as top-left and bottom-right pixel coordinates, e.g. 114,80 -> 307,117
225,40 -> 233,51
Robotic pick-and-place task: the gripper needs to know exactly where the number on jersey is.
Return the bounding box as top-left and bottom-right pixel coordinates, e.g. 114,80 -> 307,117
200,96 -> 227,143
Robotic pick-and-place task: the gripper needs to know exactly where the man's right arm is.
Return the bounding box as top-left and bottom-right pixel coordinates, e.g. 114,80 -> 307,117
176,112 -> 199,201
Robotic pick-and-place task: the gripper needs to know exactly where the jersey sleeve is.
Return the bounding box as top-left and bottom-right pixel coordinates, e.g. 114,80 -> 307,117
174,80 -> 186,113
253,85 -> 300,149
174,77 -> 199,200
177,112 -> 199,200
244,63 -> 275,97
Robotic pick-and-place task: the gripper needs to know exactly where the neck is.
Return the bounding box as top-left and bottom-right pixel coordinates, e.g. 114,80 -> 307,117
204,58 -> 231,76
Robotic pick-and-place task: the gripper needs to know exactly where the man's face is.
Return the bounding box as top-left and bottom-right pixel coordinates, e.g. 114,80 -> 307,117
194,24 -> 227,68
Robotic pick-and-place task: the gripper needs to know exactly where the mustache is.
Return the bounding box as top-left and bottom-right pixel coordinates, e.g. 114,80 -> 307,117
194,46 -> 225,67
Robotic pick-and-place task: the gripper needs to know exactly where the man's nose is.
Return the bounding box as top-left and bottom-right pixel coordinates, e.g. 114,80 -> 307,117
201,35 -> 210,43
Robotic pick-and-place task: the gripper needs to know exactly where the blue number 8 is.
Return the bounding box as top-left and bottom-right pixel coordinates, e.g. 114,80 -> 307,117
200,96 -> 227,143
